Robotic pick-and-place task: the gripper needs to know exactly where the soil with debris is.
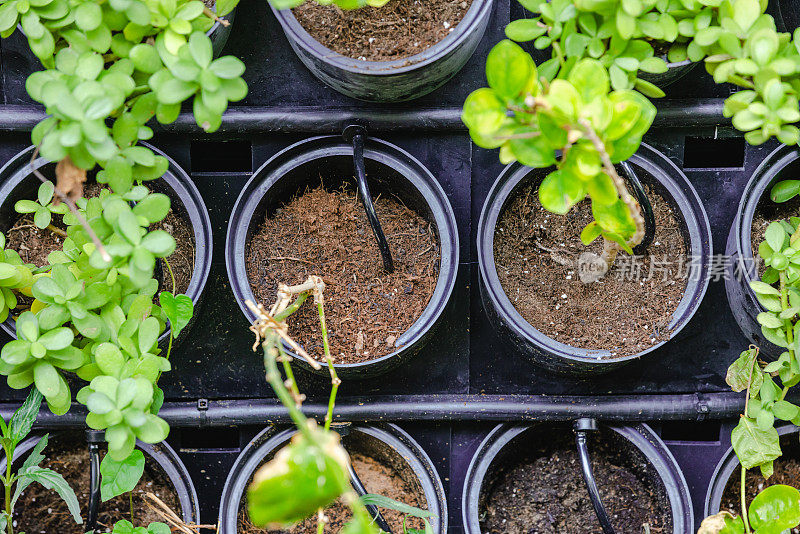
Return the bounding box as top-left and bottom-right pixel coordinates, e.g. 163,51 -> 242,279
292,0 -> 473,61
479,429 -> 672,534
721,435 -> 800,521
6,215 -> 65,267
238,451 -> 427,533
493,182 -> 688,357
750,193 -> 800,277
13,432 -> 183,534
246,185 -> 440,364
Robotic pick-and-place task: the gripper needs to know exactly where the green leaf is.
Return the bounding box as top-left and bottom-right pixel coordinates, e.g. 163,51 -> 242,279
359,494 -> 434,518
766,222 -> 786,253
129,44 -> 162,74
8,388 -> 44,443
731,416 -> 782,470
159,292 -> 194,338
580,221 -> 602,245
538,170 -> 586,215
188,32 -> 212,68
726,348 -> 762,393
505,19 -> 547,42
208,56 -> 245,79
749,485 -> 800,533
247,429 -> 350,528
486,39 -> 534,100
141,230 -> 175,256
18,465 -> 82,524
771,180 -> 800,203
100,449 -> 145,501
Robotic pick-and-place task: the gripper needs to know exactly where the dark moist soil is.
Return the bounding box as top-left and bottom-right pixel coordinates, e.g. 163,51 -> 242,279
479,429 -> 672,534
13,432 -> 182,534
292,0 -> 472,62
494,183 -> 688,357
721,435 -> 800,534
6,182 -> 195,295
246,184 -> 440,364
237,452 -> 427,533
750,194 -> 800,277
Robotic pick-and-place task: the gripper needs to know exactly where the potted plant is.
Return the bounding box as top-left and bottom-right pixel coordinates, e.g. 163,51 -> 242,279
219,276 -> 447,533
268,0 -> 494,102
225,135 -> 459,378
461,422 -> 694,533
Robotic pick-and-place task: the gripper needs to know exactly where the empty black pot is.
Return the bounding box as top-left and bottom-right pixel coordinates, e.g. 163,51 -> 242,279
704,423 -> 798,517
0,144 -> 213,348
462,423 -> 694,533
269,0 -> 493,102
1,430 -> 200,526
225,135 -> 458,379
724,144 -> 800,359
476,143 -> 712,375
217,423 -> 448,534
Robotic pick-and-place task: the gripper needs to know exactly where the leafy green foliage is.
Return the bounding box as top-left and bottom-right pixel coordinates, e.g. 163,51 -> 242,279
100,449 -> 145,501
0,389 -> 82,533
111,520 -> 171,534
463,41 -> 655,246
699,485 -> 800,534
158,291 -> 193,337
14,182 -> 68,230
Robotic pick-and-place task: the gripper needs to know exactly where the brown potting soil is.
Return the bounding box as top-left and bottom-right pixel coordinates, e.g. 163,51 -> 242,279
750,194 -> 800,277
246,184 -> 440,364
7,215 -> 65,268
494,183 -> 688,357
291,0 -> 472,62
13,432 -> 182,534
237,451 -> 427,533
6,182 -> 195,295
479,430 -> 672,534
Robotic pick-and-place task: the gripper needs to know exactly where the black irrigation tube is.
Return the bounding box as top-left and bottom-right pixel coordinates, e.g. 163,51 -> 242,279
2,393 -> 745,427
0,100 -> 729,135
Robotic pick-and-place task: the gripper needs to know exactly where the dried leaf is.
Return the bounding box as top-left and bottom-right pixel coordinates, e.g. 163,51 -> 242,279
55,157 -> 86,203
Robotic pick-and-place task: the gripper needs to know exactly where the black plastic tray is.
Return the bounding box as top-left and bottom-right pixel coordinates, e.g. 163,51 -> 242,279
0,0 -> 787,529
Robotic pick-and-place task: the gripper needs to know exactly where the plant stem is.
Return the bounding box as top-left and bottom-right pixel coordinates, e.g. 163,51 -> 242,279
741,465 -> 751,534
274,293 -> 309,322
780,271 -> 797,368
162,257 -> 177,363
278,343 -> 302,406
263,332 -> 313,440
317,510 -> 325,534
46,224 -> 67,237
163,257 -> 176,295
4,442 -> 13,534
318,300 -> 340,431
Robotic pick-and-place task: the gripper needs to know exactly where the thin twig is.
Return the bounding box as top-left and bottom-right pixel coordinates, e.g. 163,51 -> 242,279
203,6 -> 230,26
28,145 -> 111,262
144,492 -> 217,533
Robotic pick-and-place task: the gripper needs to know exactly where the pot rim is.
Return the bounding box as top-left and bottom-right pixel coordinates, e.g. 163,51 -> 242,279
225,135 -> 459,372
1,430 -> 200,525
217,423 -> 448,534
269,0 -> 494,75
0,143 -> 213,344
476,142 -> 712,365
704,423 -> 799,517
731,143 -> 800,322
461,422 -> 694,533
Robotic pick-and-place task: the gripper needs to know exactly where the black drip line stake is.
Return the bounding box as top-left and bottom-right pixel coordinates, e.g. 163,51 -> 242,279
573,418 -> 616,534
343,125 -> 394,273
331,423 -> 393,533
86,429 -> 104,533
621,161 -> 655,255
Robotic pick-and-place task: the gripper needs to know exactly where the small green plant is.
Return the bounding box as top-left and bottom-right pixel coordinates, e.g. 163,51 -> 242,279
0,389 -> 82,534
463,44 -> 655,278
110,520 -> 170,534
245,277 -> 434,533
699,485 -> 800,534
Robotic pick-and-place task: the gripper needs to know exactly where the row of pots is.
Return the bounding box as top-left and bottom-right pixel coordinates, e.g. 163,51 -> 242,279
5,420 -> 775,533
0,139 -> 794,376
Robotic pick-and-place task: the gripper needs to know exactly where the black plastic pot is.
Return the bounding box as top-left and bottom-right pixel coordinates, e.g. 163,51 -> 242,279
269,0 -> 493,102
0,430 -> 200,526
218,423 -> 448,534
724,144 -> 800,359
225,135 -> 458,379
776,0 -> 799,32
476,143 -> 712,375
704,423 -> 798,517
0,144 -> 213,348
209,6 -> 237,57
462,423 -> 694,533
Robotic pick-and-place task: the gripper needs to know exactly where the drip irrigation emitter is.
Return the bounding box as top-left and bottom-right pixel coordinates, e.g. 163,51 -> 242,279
573,418 -> 616,534
343,124 -> 394,273
332,423 -> 393,533
621,161 -> 656,255
86,429 -> 104,533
